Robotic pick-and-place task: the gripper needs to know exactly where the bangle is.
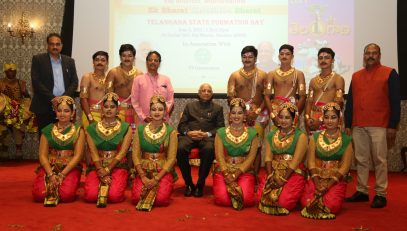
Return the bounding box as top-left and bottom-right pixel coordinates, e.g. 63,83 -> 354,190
104,167 -> 110,174
311,174 -> 319,178
154,175 -> 160,182
332,176 -> 339,182
87,113 -> 94,121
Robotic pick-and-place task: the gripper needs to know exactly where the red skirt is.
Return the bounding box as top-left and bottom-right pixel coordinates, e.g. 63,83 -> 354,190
257,172 -> 306,211
300,179 -> 347,214
131,173 -> 174,206
212,172 -> 255,208
83,168 -> 128,203
32,167 -> 81,203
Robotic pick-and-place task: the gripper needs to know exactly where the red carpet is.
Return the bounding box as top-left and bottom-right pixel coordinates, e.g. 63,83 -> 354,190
1,161 -> 406,231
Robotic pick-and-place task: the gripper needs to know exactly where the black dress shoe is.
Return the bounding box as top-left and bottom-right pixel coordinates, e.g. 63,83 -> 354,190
194,186 -> 203,197
345,191 -> 369,202
184,185 -> 195,197
371,195 -> 387,208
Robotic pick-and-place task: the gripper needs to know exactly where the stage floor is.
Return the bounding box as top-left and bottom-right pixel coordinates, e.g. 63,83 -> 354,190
1,161 -> 406,230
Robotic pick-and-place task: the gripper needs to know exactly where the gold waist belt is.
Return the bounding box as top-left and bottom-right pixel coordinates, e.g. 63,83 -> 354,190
273,154 -> 293,161
226,156 -> 246,164
49,149 -> 74,158
317,159 -> 340,169
98,150 -> 117,160
142,152 -> 166,160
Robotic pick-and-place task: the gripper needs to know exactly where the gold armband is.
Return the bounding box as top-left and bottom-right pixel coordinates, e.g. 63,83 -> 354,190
104,167 -> 110,174
308,90 -> 314,99
106,81 -> 113,90
334,89 -> 344,102
298,83 -> 306,96
270,112 -> 276,119
305,114 -> 310,120
79,87 -> 89,99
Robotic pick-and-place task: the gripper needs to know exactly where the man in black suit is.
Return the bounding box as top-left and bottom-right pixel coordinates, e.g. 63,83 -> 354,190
177,83 -> 225,197
30,33 -> 78,132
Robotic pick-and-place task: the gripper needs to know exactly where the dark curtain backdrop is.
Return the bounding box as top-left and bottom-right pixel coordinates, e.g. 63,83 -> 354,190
58,0 -> 405,99
61,0 -> 74,57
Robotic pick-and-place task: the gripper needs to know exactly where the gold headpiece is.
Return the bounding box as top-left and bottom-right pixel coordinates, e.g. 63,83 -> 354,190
102,92 -> 119,103
279,102 -> 298,114
3,63 -> 17,71
150,95 -> 166,107
322,102 -> 341,112
52,96 -> 75,110
229,98 -> 246,110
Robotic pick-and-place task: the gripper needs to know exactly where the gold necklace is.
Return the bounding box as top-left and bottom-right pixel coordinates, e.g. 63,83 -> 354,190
239,67 -> 257,80
51,123 -> 76,146
275,68 -> 295,81
314,71 -> 335,89
225,126 -> 248,145
120,66 -> 138,80
92,72 -> 106,85
272,129 -> 295,151
317,130 -> 342,156
144,123 -> 167,144
96,120 -> 121,140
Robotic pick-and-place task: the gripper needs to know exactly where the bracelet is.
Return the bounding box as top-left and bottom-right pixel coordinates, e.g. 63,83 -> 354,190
154,175 -> 160,182
47,172 -> 55,177
104,167 -> 110,174
87,113 -> 94,121
279,176 -> 288,183
58,172 -> 65,179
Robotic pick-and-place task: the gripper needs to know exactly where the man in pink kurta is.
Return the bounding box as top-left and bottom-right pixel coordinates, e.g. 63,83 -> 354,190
131,51 -> 174,124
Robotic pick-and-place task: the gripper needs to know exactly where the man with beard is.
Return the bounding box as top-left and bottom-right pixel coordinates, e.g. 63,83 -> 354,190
344,43 -> 400,208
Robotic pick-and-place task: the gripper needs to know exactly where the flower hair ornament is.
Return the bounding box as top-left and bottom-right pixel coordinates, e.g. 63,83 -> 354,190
150,95 -> 166,108
321,102 -> 341,113
51,96 -> 76,111
278,102 -> 299,127
229,98 -> 246,110
320,102 -> 343,126
102,92 -> 120,106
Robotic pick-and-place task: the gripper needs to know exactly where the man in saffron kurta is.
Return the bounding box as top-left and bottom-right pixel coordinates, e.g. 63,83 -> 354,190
344,43 -> 400,208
